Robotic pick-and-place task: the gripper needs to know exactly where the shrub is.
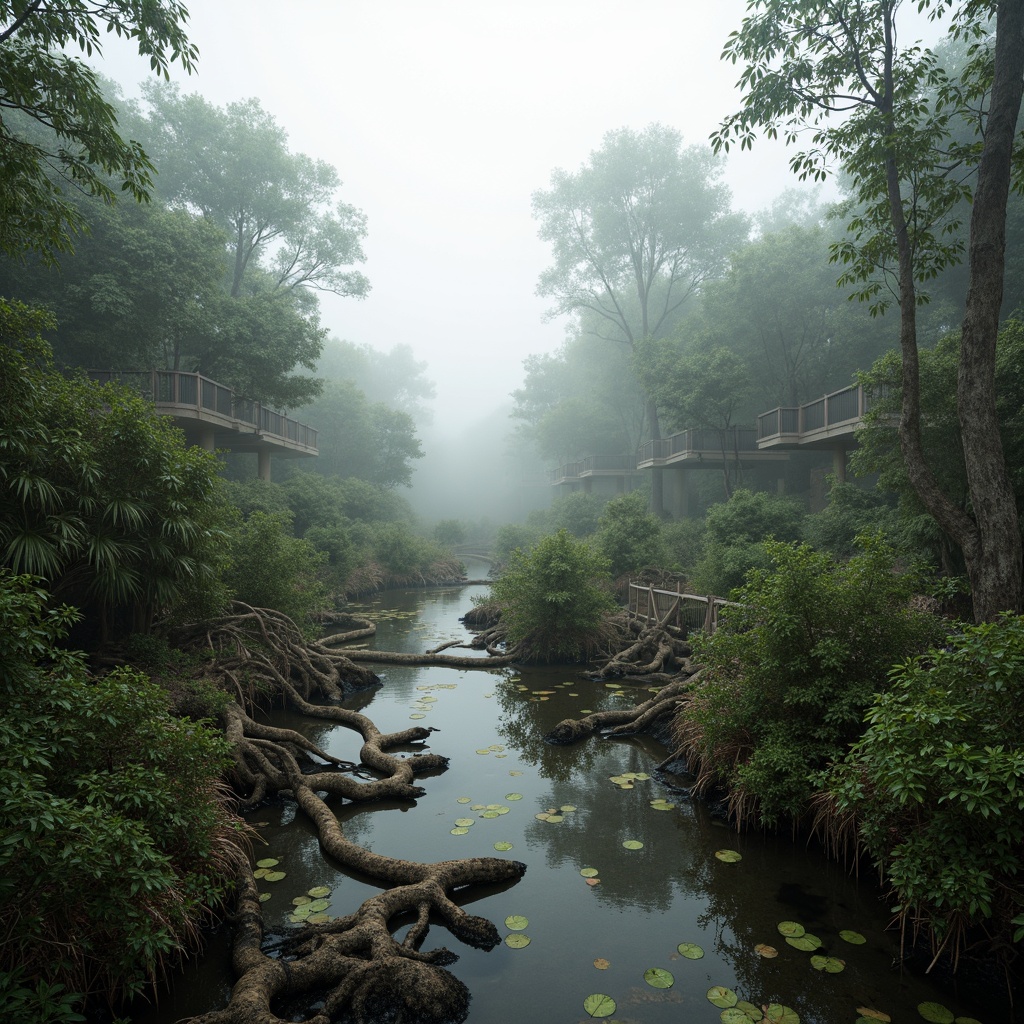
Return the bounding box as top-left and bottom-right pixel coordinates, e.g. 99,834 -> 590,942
678,538 -> 947,827
489,530 -> 616,662
0,572 -> 244,1015
825,614 -> 1024,960
550,492 -> 604,538
595,491 -> 663,577
221,511 -> 328,624
690,489 -> 804,595
804,479 -> 901,559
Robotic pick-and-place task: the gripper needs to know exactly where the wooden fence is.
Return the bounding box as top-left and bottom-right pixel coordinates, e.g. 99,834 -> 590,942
626,582 -> 739,635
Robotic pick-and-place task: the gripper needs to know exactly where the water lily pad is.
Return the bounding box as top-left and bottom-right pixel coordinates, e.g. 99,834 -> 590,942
583,993 -> 617,1018
580,867 -> 599,877
715,849 -> 742,863
292,896 -> 312,906
839,929 -> 867,944
622,840 -> 644,850
456,797 -> 472,804
471,804 -> 487,811
264,871 -> 286,882
307,898 -> 330,912
307,886 -> 330,898
504,914 -> 528,930
722,1009 -> 754,1024
585,877 -> 601,886
534,812 -> 551,821
253,868 -> 269,879
785,933 -> 821,951
481,810 -> 501,818
307,913 -> 330,924
580,709 -> 593,714
255,858 -> 279,868
644,967 -> 674,989
917,1004 -> 954,1024
593,957 -> 610,970
634,772 -> 651,780
777,920 -> 805,937
618,782 -> 635,790
504,933 -> 531,948
495,806 -> 511,815
409,713 -> 426,720
505,793 -> 523,800
420,696 -> 437,702
856,1011 -> 891,1023
707,986 -> 739,1008
509,770 -> 523,776
546,814 -> 564,822
258,892 -> 271,903
475,749 -> 491,755
559,804 -> 577,812
292,904 -> 312,918
736,1001 -> 764,1021
488,744 -> 503,751
754,943 -> 778,958
810,955 -> 845,973
454,818 -> 474,827
677,942 -> 704,959
450,827 -> 469,835
764,1004 -> 799,1024
650,800 -> 676,810
493,841 -> 514,851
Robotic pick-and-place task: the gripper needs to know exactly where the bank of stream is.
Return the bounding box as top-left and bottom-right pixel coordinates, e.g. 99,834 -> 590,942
137,563 -> 994,1024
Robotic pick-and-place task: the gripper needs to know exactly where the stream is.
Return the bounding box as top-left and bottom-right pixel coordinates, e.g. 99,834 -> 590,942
137,562 -> 994,1024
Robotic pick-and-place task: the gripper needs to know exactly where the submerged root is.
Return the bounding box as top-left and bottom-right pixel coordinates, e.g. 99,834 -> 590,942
546,674 -> 698,745
165,603 -> 525,1024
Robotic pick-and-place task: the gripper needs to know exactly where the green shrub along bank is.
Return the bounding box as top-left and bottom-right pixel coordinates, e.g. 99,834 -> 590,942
824,614 -> 1024,968
0,573 -> 246,1023
675,538 -> 947,827
487,529 -> 617,662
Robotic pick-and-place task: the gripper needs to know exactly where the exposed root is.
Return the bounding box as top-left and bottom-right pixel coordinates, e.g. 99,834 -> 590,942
163,603 -> 525,1024
546,674 -> 698,745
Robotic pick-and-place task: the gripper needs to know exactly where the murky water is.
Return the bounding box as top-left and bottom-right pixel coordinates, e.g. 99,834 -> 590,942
137,565 -> 995,1024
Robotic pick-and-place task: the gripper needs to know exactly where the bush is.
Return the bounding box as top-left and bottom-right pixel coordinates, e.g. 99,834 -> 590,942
826,614 -> 1024,958
489,530 -> 616,662
0,572 -> 244,1016
221,511 -> 328,624
678,538 -> 947,827
804,479 -> 901,559
493,523 -> 543,565
595,491 -> 663,577
550,492 -> 604,538
690,489 -> 805,595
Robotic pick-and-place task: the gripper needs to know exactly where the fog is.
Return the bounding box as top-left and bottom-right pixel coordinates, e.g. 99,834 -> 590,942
89,0 -> 939,523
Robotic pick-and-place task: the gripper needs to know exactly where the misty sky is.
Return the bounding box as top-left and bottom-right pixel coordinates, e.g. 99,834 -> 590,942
91,0 -> 935,432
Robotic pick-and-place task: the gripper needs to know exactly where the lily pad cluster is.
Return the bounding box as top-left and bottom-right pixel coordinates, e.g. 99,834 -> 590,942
608,770 -> 651,790
448,792 -> 519,846
504,913 -> 530,948
535,803 -> 577,824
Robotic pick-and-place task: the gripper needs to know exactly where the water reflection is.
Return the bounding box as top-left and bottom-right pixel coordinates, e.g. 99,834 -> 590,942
132,580 -> 994,1024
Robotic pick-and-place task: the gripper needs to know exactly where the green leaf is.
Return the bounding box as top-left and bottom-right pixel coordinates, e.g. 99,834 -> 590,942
644,967 -> 674,988
504,933 -> 531,948
676,942 -> 705,959
504,915 -> 528,930
707,986 -> 739,1008
583,993 -> 617,1018
917,1004 -> 954,1024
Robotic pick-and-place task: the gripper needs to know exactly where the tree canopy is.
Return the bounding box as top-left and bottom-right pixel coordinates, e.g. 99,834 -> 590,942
0,0 -> 197,261
713,0 -> 1024,620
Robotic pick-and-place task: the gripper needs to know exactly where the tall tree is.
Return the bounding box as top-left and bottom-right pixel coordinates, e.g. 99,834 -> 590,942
0,0 -> 197,261
133,83 -> 370,301
713,0 -> 1024,621
532,123 -> 748,512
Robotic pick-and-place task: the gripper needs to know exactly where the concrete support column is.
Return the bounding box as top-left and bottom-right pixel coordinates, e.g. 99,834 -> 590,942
832,445 -> 847,484
257,449 -> 272,482
197,424 -> 216,452
582,476 -> 592,494
673,466 -> 690,517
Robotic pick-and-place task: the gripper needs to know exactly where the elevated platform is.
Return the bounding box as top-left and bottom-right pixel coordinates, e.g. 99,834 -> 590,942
88,370 -> 318,479
757,384 -> 874,450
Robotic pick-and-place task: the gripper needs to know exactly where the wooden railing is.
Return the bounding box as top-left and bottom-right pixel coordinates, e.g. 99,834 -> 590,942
627,582 -> 740,635
637,426 -> 758,466
757,383 -> 875,443
87,370 -> 318,450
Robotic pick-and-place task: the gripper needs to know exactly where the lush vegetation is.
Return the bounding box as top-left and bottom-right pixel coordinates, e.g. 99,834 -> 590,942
488,530 -> 617,662
826,615 -> 1024,965
677,539 -> 947,828
0,572 -> 243,1022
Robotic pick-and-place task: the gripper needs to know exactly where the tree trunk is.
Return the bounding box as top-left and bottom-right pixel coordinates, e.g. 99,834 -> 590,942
647,396 -> 665,516
956,0 -> 1024,621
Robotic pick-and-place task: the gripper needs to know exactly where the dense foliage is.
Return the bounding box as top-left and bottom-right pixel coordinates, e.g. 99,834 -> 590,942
0,302 -> 230,638
679,539 -> 947,827
0,0 -> 197,261
0,572 -> 244,1021
826,614 -> 1024,962
489,530 -> 616,662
